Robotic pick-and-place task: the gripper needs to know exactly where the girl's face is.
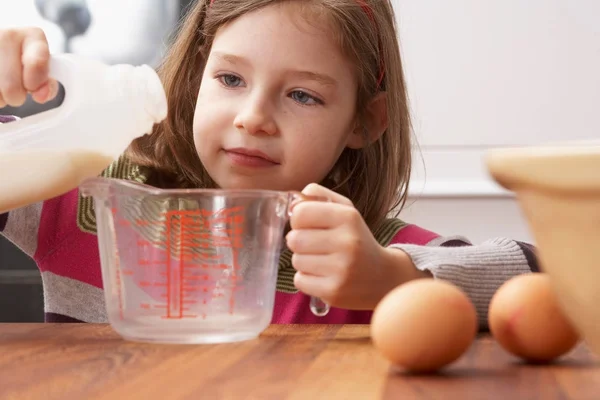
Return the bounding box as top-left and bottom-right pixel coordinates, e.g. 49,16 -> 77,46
192,2 -> 363,191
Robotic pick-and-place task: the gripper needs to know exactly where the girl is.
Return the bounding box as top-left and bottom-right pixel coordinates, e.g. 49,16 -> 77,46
0,0 -> 538,328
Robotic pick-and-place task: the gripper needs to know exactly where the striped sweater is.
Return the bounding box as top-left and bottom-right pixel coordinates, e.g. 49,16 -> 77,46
0,115 -> 538,328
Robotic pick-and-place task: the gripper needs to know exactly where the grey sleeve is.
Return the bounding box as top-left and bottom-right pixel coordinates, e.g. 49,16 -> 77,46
0,203 -> 43,259
388,236 -> 538,330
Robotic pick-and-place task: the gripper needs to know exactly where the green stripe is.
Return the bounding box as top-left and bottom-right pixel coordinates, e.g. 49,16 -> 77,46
77,155 -> 151,234
374,218 -> 407,246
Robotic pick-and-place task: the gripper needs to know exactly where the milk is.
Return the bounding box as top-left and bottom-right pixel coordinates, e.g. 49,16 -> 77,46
0,150 -> 114,213
0,53 -> 168,213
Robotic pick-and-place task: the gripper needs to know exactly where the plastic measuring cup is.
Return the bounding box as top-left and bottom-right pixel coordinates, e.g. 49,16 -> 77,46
80,177 -> 329,344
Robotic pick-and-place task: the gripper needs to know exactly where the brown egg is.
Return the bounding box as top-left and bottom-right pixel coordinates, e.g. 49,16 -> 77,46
489,273 -> 580,363
371,279 -> 478,373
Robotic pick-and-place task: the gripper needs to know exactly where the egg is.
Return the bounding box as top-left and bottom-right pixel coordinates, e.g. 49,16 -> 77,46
488,273 -> 580,363
371,279 -> 478,373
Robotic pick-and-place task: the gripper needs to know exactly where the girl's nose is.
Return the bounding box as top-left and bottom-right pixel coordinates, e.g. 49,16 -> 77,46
233,94 -> 278,136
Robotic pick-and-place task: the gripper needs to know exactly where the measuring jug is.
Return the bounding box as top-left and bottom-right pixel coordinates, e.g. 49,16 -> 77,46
80,177 -> 329,344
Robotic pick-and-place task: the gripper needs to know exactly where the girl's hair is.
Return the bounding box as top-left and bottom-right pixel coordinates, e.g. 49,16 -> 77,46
127,0 -> 412,232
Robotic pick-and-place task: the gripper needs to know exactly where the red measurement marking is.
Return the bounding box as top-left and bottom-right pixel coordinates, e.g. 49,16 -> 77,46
176,253 -> 223,262
180,263 -> 213,269
139,259 -> 167,266
181,275 -> 211,281
114,245 -> 124,320
140,304 -> 151,310
181,279 -> 243,287
160,314 -> 199,319
134,207 -> 247,320
166,212 -> 172,319
121,269 -> 133,276
170,209 -> 245,225
165,206 -> 243,219
181,229 -> 240,238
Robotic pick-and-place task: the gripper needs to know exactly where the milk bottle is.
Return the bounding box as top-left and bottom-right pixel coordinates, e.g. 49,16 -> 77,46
0,53 -> 168,213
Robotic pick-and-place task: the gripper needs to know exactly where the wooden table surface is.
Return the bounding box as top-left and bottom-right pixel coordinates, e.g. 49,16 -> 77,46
0,323 -> 599,399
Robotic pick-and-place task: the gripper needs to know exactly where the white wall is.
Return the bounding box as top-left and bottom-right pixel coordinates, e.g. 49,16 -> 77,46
393,0 -> 600,243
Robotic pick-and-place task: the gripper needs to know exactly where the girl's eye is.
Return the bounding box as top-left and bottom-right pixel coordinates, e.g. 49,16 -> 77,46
290,90 -> 323,106
218,74 -> 244,87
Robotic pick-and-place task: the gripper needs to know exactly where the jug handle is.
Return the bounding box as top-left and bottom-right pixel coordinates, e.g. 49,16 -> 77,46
288,192 -> 331,317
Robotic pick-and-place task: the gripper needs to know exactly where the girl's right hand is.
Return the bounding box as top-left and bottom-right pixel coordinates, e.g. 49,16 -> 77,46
0,27 -> 59,108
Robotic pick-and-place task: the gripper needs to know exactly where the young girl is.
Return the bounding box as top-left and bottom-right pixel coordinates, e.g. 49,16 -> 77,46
0,0 -> 537,328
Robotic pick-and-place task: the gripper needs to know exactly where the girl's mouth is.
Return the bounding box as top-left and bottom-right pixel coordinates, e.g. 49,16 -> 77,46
224,148 -> 280,167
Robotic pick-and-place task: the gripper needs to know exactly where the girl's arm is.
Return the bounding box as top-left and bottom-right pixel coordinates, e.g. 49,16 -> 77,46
387,225 -> 538,329
0,205 -> 43,260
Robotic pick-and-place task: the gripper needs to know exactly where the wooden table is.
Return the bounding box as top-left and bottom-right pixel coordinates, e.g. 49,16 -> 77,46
0,324 -> 598,399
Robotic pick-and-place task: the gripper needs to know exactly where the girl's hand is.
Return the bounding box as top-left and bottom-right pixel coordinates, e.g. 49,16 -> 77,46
286,183 -> 428,310
0,27 -> 59,108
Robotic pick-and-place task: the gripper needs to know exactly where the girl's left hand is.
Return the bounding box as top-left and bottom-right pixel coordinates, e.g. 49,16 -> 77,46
286,183 -> 420,310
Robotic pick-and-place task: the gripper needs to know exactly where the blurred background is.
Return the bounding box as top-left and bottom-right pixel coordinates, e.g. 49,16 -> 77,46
0,0 -> 599,321
0,0 -> 195,321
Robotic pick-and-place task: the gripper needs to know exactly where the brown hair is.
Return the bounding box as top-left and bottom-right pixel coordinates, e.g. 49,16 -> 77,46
127,0 -> 412,232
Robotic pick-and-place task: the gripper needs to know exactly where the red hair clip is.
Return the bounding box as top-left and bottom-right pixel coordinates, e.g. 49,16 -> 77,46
355,0 -> 384,88
356,0 -> 375,23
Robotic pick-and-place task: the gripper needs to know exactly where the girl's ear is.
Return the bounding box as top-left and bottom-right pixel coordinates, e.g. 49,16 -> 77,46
346,92 -> 388,149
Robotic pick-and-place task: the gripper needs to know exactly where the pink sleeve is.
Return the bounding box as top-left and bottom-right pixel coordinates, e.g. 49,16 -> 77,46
389,224 -> 441,246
